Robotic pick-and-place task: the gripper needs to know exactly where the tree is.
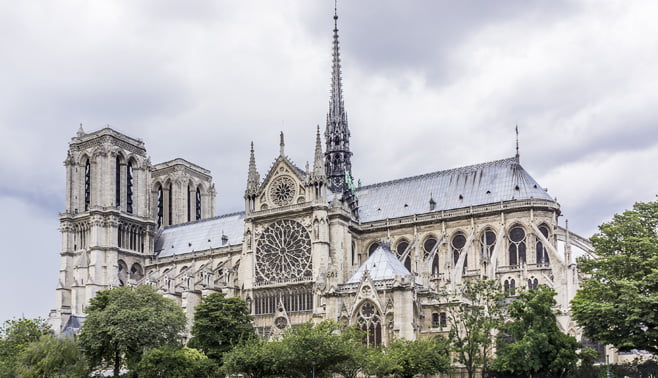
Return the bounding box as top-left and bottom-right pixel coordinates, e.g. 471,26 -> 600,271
386,337 -> 451,378
363,347 -> 401,378
493,286 -> 581,377
16,335 -> 87,378
221,338 -> 281,378
442,279 -> 504,378
571,200 -> 658,354
331,326 -> 369,378
188,292 -> 255,363
0,317 -> 52,377
78,285 -> 186,376
134,346 -> 217,378
277,320 -> 353,377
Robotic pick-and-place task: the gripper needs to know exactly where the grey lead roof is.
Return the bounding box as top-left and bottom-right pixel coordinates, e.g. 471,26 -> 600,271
155,212 -> 245,257
355,157 -> 553,223
347,245 -> 411,283
154,157 -> 553,258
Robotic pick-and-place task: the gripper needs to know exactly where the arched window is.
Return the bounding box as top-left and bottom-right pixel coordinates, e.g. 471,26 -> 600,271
187,184 -> 192,222
115,156 -> 121,209
504,279 -> 516,296
117,260 -> 128,286
196,187 -> 202,220
156,185 -> 163,228
528,277 -> 539,290
351,241 -> 356,266
84,159 -> 91,211
451,233 -> 467,272
508,226 -> 526,267
168,183 -> 173,225
423,236 -> 439,276
481,229 -> 496,267
126,161 -> 134,214
536,225 -> 550,267
130,263 -> 144,281
368,242 -> 380,256
396,238 -> 411,271
357,302 -> 382,347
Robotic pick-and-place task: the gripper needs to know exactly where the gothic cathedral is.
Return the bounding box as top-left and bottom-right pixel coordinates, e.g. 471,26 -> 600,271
51,10 -> 592,344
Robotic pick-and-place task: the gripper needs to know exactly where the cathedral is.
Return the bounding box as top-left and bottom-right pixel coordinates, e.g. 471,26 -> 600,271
50,9 -> 593,345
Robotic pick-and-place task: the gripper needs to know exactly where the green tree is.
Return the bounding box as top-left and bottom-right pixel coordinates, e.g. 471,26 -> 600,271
571,200 -> 658,354
277,320 -> 353,377
188,292 -> 255,363
0,317 -> 52,377
16,335 -> 87,378
78,285 -> 186,377
331,326 -> 369,378
134,346 -> 217,378
442,279 -> 504,378
363,347 -> 401,378
221,338 -> 281,378
493,286 -> 581,377
387,337 -> 451,378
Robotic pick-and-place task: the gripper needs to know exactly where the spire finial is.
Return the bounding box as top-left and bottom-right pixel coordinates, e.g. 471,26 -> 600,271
515,124 -> 520,162
76,123 -> 86,138
246,142 -> 260,196
325,1 -> 353,193
279,131 -> 285,156
313,125 -> 325,178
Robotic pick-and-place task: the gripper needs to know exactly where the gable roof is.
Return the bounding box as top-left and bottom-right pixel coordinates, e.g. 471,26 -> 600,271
347,245 -> 410,283
355,157 -> 553,223
155,212 -> 245,257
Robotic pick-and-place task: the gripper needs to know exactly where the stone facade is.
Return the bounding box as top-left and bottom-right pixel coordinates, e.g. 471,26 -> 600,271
50,10 -> 593,349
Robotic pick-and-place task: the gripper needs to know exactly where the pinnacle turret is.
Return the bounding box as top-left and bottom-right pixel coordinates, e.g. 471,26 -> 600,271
313,125 -> 325,179
324,4 -> 353,193
245,142 -> 260,196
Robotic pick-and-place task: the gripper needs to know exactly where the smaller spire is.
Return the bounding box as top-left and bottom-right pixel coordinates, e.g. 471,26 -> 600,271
246,142 -> 260,195
280,131 -> 285,156
515,124 -> 520,162
313,125 -> 325,178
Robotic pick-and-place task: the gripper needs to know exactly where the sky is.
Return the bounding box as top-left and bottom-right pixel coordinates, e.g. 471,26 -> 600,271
0,0 -> 656,323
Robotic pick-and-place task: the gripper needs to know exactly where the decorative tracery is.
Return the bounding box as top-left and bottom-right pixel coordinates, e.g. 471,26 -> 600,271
357,301 -> 382,346
269,176 -> 296,206
255,220 -> 312,285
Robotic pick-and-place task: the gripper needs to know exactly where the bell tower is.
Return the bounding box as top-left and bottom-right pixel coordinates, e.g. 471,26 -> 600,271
52,126 -> 156,331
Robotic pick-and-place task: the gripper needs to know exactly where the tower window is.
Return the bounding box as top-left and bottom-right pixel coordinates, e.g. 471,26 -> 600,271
187,184 -> 192,222
84,160 -> 91,211
168,183 -> 173,225
126,161 -> 134,214
536,225 -> 550,267
115,157 -> 121,209
156,185 -> 163,228
196,188 -> 201,220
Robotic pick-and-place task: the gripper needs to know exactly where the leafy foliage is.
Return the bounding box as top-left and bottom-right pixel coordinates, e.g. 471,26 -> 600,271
571,200 -> 658,354
493,286 -> 581,377
134,346 -> 217,378
78,285 -> 186,376
0,317 -> 52,376
188,292 -> 255,363
330,326 -> 369,378
16,335 -> 87,378
221,338 -> 281,378
443,279 -> 504,378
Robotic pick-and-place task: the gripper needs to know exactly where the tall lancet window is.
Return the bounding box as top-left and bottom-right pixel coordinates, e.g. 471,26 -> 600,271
508,226 -> 526,267
357,302 -> 382,347
115,157 -> 121,209
187,184 -> 192,222
195,187 -> 201,220
84,159 -> 91,211
126,161 -> 134,214
156,185 -> 163,228
168,183 -> 173,225
536,225 -> 550,266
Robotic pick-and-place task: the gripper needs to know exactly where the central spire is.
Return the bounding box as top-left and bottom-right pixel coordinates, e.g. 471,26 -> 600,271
325,2 -> 353,193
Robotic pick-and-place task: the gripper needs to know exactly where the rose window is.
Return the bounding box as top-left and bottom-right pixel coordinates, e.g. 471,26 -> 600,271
256,219 -> 312,284
269,176 -> 296,206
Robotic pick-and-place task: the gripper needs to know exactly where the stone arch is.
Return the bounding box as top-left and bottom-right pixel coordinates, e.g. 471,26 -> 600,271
130,262 -> 144,282
394,237 -> 411,271
117,259 -> 128,286
353,300 -> 383,347
507,223 -> 527,267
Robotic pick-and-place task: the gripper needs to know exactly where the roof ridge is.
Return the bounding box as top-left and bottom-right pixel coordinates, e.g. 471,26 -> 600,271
161,211 -> 245,231
357,156 -> 517,191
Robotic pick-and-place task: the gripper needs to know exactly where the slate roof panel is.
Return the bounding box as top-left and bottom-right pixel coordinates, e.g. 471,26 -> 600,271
155,212 -> 245,257
355,157 -> 553,222
347,245 -> 410,283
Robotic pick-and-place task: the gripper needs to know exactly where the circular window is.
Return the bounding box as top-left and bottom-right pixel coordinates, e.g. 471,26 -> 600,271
255,219 -> 312,284
423,236 -> 437,256
269,176 -> 296,206
274,317 -> 288,329
451,233 -> 466,250
509,227 -> 525,243
396,239 -> 409,257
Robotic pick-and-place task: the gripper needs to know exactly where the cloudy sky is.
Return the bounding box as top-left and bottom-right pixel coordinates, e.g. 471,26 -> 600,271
1,0 -> 656,322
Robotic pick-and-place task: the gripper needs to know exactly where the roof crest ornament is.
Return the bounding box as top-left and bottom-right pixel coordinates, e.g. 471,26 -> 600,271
515,124 -> 520,163
246,142 -> 260,195
279,131 -> 285,157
